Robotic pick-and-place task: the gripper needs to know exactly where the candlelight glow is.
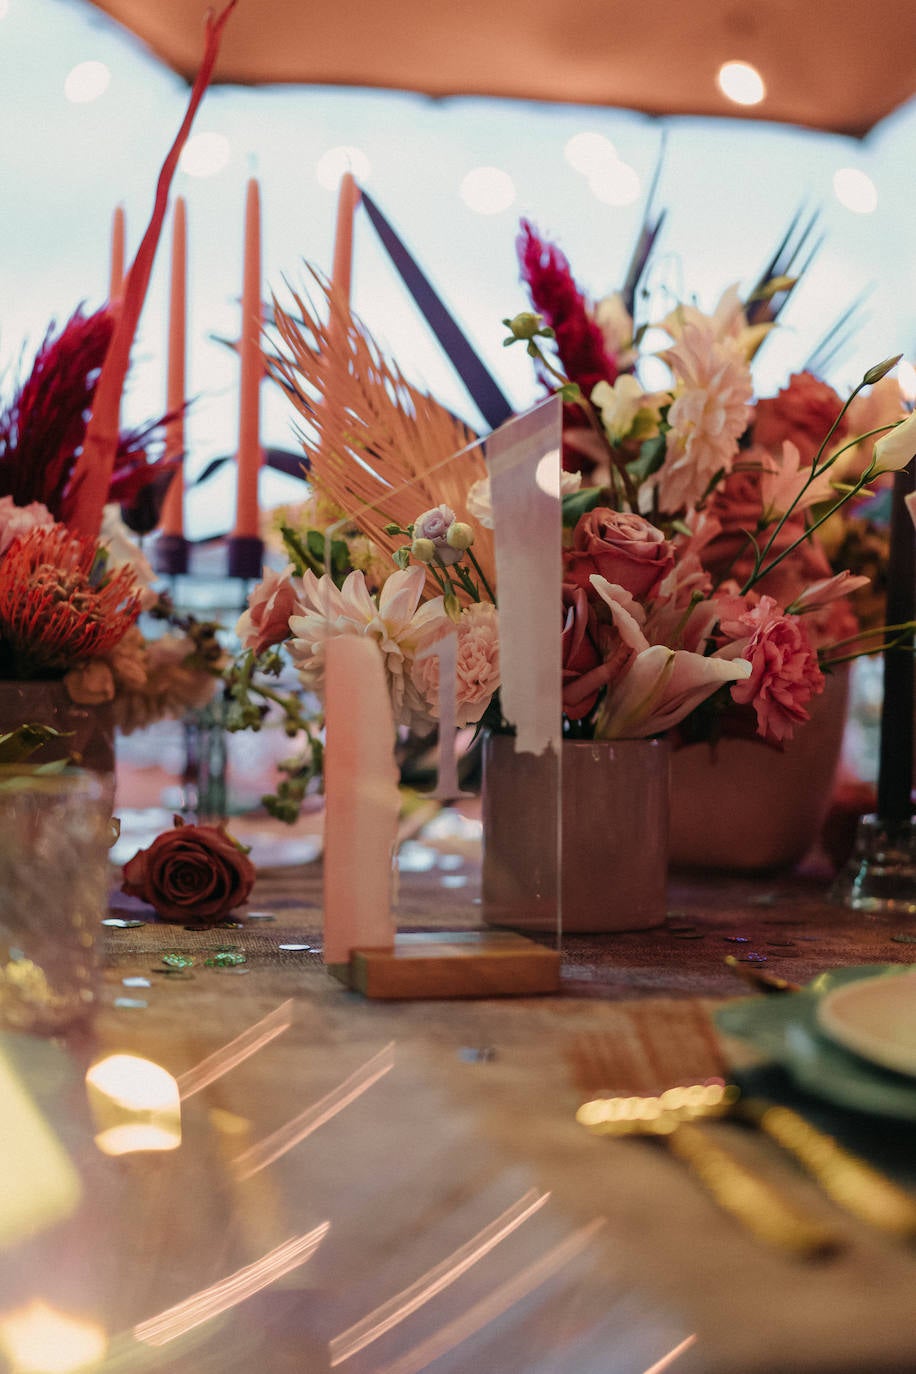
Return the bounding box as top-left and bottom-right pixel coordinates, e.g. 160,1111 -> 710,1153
177,999 -> 293,1099
317,145 -> 371,190
0,1052 -> 81,1246
85,1054 -> 181,1154
717,61 -> 766,106
640,1333 -> 698,1374
460,167 -> 516,215
63,61 -> 110,104
0,1303 -> 107,1374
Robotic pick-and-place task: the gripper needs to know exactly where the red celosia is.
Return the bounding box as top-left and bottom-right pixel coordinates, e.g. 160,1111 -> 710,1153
0,525 -> 141,676
517,220 -> 618,396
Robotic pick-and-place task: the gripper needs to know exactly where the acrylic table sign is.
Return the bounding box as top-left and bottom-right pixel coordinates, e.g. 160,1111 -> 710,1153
415,630 -> 474,802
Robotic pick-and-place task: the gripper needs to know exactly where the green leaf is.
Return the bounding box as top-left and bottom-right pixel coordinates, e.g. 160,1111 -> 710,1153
626,433 -> 667,485
0,724 -> 69,765
561,487 -> 606,526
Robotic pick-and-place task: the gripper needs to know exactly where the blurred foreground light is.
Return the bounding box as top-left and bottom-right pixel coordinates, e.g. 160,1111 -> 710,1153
534,451 -> 562,497
64,61 -> 110,104
833,167 -> 878,214
316,145 -> 371,189
589,160 -> 641,206
179,131 -> 231,178
897,359 -> 916,404
85,1054 -> 181,1155
564,131 -> 617,175
0,1051 -> 81,1246
0,1 -> 10,20
0,1303 -> 107,1374
460,167 -> 516,215
717,60 -> 766,106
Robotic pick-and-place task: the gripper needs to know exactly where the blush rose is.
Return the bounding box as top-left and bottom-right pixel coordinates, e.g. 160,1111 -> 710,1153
564,508 -> 676,602
121,818 -> 256,924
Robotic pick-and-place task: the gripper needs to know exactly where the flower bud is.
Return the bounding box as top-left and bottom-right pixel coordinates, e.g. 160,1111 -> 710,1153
383,522 -> 402,536
446,521 -> 474,551
444,592 -> 462,624
503,311 -> 545,341
863,354 -> 903,387
410,537 -> 437,564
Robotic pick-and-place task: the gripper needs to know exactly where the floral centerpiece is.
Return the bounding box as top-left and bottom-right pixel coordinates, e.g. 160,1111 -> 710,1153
230,244 -> 914,845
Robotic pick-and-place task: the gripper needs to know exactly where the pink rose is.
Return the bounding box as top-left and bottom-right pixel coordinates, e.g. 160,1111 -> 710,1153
725,595 -> 825,744
236,565 -> 300,656
753,372 -> 849,465
121,817 -> 256,924
561,584 -> 623,719
564,508 -> 675,601
0,496 -> 56,557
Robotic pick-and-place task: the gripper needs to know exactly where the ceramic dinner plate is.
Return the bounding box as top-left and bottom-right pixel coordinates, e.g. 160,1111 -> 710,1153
817,969 -> 916,1078
715,964 -> 916,1120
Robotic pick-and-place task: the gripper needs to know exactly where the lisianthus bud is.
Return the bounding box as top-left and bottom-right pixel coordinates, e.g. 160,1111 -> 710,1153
411,537 -> 436,563
446,521 -> 474,551
874,410 -> 916,473
444,592 -> 461,623
863,354 -> 903,387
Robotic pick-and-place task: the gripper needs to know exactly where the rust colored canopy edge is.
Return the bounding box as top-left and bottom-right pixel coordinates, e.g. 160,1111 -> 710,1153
82,0 -> 916,137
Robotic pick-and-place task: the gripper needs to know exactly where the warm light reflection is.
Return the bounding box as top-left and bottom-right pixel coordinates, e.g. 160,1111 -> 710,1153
133,1225 -> 329,1346
833,167 -> 878,214
589,161 -> 641,206
330,1189 -> 551,1364
459,167 -> 516,215
641,1333 -> 698,1373
564,131 -> 617,175
534,450 -> 563,497
179,131 -> 231,178
63,61 -> 109,104
177,999 -> 293,1099
85,1055 -> 181,1155
376,1218 -> 606,1374
0,1302 -> 107,1373
0,1 -> 10,20
316,145 -> 371,189
232,1042 -> 395,1180
0,1051 -> 81,1246
717,60 -> 766,106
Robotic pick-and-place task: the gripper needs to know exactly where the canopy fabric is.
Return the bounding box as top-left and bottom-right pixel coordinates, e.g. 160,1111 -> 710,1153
83,0 -> 916,137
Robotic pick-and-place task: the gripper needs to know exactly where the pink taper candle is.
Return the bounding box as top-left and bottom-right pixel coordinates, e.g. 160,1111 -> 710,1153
160,197 -> 187,538
331,171 -> 360,306
323,635 -> 399,966
109,204 -> 125,301
232,178 -> 263,540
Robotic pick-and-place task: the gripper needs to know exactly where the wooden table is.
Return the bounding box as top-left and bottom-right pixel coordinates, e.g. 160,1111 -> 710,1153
2,841 -> 915,1374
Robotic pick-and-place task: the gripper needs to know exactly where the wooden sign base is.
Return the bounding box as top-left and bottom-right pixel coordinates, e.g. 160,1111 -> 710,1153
330,930 -> 561,1000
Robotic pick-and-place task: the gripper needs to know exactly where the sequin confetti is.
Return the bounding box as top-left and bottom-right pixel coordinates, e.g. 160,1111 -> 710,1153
102,917 -> 147,929
890,933 -> 916,944
766,938 -> 796,948
114,997 -> 148,1009
205,951 -> 247,968
670,931 -> 705,940
278,943 -> 315,952
161,954 -> 195,969
723,935 -> 750,943
458,1046 -> 496,1062
736,952 -> 768,963
245,911 -> 276,922
122,977 -> 151,988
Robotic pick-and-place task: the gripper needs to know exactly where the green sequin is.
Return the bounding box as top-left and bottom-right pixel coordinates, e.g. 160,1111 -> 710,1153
161,953 -> 195,969
205,950 -> 247,968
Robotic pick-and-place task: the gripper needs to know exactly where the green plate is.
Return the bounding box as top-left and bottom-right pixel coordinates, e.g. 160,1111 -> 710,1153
715,964 -> 916,1120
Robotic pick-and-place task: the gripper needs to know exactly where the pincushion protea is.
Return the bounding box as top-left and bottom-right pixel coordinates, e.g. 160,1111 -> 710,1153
0,526 -> 141,677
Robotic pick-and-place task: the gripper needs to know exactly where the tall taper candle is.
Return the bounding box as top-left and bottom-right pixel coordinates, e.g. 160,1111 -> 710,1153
232,177 -> 263,543
876,461 -> 916,826
331,171 -> 360,306
109,204 -> 125,301
160,197 -> 187,542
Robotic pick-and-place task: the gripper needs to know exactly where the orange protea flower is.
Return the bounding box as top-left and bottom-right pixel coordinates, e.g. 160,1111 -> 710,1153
0,525 -> 142,676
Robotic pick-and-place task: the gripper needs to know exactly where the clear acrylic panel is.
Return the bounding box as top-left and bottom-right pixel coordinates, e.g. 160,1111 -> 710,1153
318,395 -> 564,978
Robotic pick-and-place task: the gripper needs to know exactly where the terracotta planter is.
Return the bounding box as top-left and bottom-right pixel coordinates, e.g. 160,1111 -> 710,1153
0,679 -> 116,777
481,734 -> 669,933
669,666 -> 850,873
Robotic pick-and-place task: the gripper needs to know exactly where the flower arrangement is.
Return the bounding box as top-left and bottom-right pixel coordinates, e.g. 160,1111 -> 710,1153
228,232 -> 915,815
0,311 -> 221,738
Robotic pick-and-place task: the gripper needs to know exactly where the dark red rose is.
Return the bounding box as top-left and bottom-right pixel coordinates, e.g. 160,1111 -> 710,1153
753,372 -> 849,464
121,817 -> 255,924
564,507 -> 676,602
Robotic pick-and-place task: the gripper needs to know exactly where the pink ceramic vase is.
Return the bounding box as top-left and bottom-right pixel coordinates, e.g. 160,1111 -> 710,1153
0,679 -> 116,776
481,734 -> 669,933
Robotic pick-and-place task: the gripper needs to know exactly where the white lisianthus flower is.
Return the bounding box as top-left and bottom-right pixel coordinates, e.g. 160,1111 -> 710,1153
591,375 -> 664,445
873,409 -> 916,473
593,292 -> 637,370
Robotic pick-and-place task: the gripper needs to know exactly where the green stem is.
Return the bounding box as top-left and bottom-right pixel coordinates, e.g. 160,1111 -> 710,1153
466,549 -> 497,606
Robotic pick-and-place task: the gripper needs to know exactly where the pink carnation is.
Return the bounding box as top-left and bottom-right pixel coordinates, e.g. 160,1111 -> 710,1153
725,595 -> 824,744
412,601 -> 500,726
236,565 -> 301,656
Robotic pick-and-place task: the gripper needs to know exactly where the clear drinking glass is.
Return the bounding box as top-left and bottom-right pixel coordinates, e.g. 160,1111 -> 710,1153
0,769 -> 113,1033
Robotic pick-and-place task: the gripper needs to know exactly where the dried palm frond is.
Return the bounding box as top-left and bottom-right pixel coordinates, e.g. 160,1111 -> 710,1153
267,270 -> 495,594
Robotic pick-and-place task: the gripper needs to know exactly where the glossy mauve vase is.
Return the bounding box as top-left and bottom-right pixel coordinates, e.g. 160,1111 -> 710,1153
481,734 -> 669,933
0,679 -> 116,777
669,666 -> 850,873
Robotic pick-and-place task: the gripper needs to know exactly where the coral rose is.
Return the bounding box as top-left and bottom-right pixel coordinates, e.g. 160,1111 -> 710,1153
561,584 -> 623,719
565,508 -> 676,601
753,372 -> 849,465
236,565 -> 300,656
121,818 -> 255,924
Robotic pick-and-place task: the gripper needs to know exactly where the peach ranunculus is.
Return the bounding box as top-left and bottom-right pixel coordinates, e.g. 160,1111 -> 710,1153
753,371 -> 849,466
412,601 -> 500,726
719,594 -> 824,745
236,564 -> 302,656
0,496 -> 56,557
564,508 -> 676,602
